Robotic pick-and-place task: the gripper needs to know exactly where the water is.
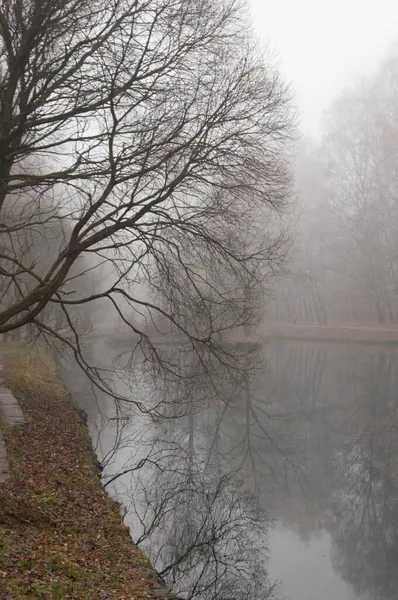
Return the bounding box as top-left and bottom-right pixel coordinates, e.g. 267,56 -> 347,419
60,340 -> 398,600
264,342 -> 398,600
270,527 -> 355,600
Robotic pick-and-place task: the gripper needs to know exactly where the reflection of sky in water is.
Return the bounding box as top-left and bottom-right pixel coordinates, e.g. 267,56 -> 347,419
270,526 -> 356,600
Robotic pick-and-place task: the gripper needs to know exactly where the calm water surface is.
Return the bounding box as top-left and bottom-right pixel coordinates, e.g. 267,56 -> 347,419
62,340 -> 398,600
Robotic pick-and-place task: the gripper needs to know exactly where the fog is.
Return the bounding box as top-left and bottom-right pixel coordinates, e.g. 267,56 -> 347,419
251,0 -> 398,136
4,2 -> 398,599
247,2 -> 398,326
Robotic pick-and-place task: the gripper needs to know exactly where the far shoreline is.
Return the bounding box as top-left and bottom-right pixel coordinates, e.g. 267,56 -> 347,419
262,322 -> 398,348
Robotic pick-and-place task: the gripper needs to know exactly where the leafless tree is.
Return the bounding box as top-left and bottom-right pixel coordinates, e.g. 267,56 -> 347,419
0,0 -> 292,408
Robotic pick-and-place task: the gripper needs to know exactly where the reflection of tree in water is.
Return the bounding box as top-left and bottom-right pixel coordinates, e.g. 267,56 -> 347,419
202,343 -> 336,529
120,368 -> 278,599
264,344 -> 398,600
263,343 -> 339,536
128,455 -> 277,600
329,352 -> 398,600
76,342 -> 279,600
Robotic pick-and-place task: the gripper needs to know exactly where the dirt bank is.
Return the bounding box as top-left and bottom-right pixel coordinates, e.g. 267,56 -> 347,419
0,343 -> 177,600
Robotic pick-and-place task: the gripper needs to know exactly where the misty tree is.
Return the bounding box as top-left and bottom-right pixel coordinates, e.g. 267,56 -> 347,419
268,142 -> 331,324
270,53 -> 398,325
321,57 -> 398,324
0,0 -> 292,408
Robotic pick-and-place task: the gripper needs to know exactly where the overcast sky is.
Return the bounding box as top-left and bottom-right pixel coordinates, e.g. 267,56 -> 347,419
250,0 -> 398,137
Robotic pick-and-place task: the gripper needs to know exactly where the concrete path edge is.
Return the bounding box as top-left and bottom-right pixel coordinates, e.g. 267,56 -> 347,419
0,354 -> 25,484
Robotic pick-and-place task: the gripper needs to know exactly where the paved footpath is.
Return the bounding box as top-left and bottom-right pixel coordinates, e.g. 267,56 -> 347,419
0,355 -> 25,484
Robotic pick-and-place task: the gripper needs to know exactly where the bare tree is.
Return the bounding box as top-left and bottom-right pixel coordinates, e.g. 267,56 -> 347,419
0,0 -> 292,408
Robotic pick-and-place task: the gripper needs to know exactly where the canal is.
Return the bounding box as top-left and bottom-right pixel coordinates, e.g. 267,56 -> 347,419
61,339 -> 398,600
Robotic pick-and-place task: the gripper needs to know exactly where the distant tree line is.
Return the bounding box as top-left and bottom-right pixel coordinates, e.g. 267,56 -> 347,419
270,53 -> 398,325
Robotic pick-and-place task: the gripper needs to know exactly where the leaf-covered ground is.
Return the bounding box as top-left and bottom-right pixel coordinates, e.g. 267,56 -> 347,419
0,344 -> 166,599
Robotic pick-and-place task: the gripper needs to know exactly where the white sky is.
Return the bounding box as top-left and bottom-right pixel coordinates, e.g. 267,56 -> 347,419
250,0 -> 398,137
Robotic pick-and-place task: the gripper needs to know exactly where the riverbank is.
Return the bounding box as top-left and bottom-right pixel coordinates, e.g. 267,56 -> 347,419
263,322 -> 398,346
0,343 -> 176,599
